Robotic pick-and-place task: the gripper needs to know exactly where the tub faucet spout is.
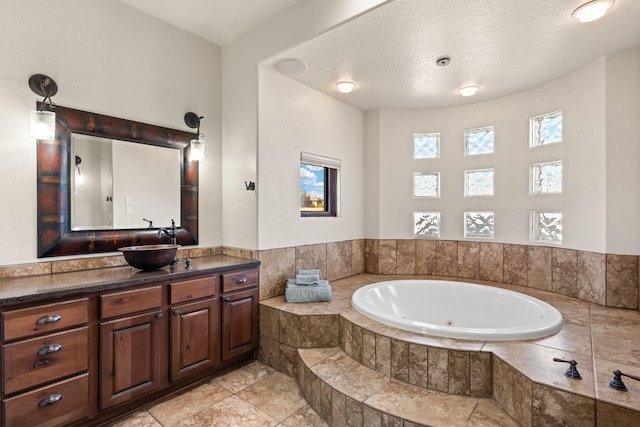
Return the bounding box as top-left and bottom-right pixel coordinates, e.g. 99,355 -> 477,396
157,219 -> 178,245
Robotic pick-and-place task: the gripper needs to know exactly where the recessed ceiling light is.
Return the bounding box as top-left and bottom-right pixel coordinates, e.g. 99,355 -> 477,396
335,81 -> 356,93
274,58 -> 308,75
571,0 -> 614,22
458,85 -> 479,97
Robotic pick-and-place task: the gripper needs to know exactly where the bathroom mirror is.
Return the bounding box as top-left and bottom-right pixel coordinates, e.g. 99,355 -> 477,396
37,105 -> 198,257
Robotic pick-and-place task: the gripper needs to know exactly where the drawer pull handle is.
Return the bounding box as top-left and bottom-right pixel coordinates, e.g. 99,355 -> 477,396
36,314 -> 62,325
37,344 -> 62,356
38,393 -> 62,408
233,277 -> 248,284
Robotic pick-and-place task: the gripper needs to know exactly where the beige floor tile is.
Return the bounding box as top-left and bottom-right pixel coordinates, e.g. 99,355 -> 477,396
102,409 -> 161,427
214,360 -> 275,392
280,404 -> 329,427
179,395 -> 278,426
147,379 -> 232,426
237,371 -> 307,421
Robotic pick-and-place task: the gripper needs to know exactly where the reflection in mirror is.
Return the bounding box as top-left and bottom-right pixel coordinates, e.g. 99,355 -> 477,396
71,134 -> 181,230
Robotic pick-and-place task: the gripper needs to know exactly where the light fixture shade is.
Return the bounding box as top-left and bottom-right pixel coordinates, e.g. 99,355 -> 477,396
459,85 -> 479,97
335,81 -> 356,93
30,110 -> 56,139
572,0 -> 614,22
190,138 -> 205,161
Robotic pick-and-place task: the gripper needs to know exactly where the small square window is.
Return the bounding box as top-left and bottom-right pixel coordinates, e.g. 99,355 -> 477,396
531,210 -> 562,244
530,161 -> 562,194
530,110 -> 562,147
413,172 -> 440,198
414,133 -> 440,159
413,212 -> 440,238
465,168 -> 494,196
464,211 -> 494,238
300,152 -> 340,217
465,126 -> 494,155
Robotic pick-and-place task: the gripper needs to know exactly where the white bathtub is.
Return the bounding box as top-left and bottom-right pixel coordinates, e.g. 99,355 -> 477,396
351,280 -> 563,341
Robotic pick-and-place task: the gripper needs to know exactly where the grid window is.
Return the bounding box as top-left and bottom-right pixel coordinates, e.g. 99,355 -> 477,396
530,110 -> 562,147
531,210 -> 562,244
465,168 -> 494,196
464,211 -> 494,238
413,172 -> 440,198
465,126 -> 494,155
413,212 -> 440,238
530,161 -> 562,194
413,133 -> 440,159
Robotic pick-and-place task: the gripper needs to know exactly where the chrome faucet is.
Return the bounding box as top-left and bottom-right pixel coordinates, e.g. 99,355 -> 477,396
157,219 -> 178,245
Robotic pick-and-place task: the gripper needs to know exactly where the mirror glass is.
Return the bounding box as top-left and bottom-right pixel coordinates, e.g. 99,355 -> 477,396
71,134 -> 181,230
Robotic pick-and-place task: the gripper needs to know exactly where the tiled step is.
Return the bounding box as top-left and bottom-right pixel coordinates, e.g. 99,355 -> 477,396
298,347 -> 518,427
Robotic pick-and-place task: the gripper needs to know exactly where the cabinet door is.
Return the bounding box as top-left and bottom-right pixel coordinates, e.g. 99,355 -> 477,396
221,288 -> 258,361
170,298 -> 219,381
99,311 -> 165,410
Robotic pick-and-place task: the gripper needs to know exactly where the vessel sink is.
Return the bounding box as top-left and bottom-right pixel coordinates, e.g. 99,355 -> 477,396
119,244 -> 180,270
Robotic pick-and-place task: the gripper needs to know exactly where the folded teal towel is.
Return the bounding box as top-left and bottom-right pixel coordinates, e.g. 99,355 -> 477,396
285,280 -> 332,303
298,269 -> 320,276
287,278 -> 318,287
296,273 -> 320,286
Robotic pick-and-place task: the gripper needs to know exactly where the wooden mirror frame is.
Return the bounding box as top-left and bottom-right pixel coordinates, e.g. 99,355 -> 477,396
37,105 -> 198,257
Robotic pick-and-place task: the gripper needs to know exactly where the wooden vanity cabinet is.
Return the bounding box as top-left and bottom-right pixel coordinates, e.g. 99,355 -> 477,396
169,276 -> 220,381
221,269 -> 259,361
99,286 -> 165,410
0,262 -> 259,426
1,299 -> 90,427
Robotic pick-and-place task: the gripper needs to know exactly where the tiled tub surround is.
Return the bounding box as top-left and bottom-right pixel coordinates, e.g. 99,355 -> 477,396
259,274 -> 640,426
258,239 -> 639,310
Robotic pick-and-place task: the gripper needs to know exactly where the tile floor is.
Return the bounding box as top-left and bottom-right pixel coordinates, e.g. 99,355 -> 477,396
104,361 -> 328,427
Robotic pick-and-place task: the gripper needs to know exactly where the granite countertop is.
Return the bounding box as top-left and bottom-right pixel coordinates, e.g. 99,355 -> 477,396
0,255 -> 260,307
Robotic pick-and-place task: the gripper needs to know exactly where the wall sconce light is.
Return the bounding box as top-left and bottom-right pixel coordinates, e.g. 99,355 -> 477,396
571,0 -> 614,22
184,112 -> 204,161
335,81 -> 356,93
28,74 -> 58,140
75,155 -> 83,185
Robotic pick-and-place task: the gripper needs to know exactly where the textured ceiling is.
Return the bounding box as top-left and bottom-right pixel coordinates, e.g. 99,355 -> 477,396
266,0 -> 640,110
117,0 -> 640,110
117,0 -> 304,45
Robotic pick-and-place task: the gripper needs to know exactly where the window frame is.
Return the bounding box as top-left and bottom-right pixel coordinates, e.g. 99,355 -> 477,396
300,152 -> 340,218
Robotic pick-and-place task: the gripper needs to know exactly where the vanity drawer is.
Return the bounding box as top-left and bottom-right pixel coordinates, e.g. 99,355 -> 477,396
2,373 -> 89,427
2,299 -> 88,341
2,327 -> 88,395
101,286 -> 162,319
222,269 -> 259,293
170,275 -> 218,304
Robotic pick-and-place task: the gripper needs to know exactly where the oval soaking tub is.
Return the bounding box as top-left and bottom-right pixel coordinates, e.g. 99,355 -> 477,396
351,280 -> 563,341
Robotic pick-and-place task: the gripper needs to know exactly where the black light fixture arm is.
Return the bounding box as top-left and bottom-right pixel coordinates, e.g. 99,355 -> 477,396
184,112 -> 204,139
28,74 -> 58,111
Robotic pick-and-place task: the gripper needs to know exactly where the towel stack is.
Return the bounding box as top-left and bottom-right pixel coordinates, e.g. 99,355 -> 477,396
285,269 -> 332,303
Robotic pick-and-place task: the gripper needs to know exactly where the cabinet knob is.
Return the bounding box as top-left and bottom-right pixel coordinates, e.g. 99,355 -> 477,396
36,314 -> 62,325
234,277 -> 248,284
223,297 -> 230,302
156,313 -> 163,319
173,310 -> 180,316
38,393 -> 62,408
37,343 -> 62,356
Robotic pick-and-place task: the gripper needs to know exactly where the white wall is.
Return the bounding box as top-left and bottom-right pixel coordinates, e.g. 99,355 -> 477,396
222,0 -> 390,250
257,67 -> 364,249
0,0 -> 222,265
368,58 -> 611,253
605,47 -> 640,254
